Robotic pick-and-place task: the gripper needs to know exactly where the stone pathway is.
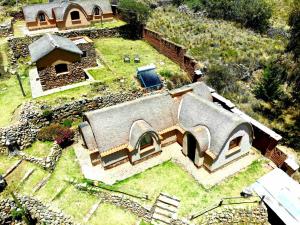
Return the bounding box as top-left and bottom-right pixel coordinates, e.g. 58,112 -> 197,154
29,67 -> 95,98
74,142 -> 261,187
151,193 -> 180,224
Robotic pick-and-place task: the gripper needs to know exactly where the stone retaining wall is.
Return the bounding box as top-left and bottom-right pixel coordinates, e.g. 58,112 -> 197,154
0,196 -> 74,225
199,204 -> 268,225
0,91 -> 143,154
18,143 -> 62,171
0,19 -> 12,37
8,24 -> 130,61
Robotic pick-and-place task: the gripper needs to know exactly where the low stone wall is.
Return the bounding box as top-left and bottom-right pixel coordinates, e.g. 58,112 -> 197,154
8,24 -> 130,60
0,19 -> 12,37
0,91 -> 143,154
198,204 -> 268,225
0,196 -> 74,225
143,28 -> 198,81
18,143 -> 62,171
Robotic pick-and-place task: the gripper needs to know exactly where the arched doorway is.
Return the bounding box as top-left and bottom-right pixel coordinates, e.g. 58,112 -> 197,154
187,133 -> 197,162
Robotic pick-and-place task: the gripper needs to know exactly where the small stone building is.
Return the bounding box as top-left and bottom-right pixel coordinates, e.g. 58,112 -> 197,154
23,0 -> 113,31
79,82 -> 254,171
29,34 -> 97,90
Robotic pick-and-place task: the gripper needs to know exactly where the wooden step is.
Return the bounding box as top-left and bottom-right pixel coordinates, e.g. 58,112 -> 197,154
154,207 -> 174,218
156,202 -> 178,213
160,192 -> 180,202
152,212 -> 171,224
158,195 -> 180,208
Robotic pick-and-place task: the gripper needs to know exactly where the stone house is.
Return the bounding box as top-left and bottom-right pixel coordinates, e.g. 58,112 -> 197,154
29,33 -> 97,90
23,0 -> 113,31
79,82 -> 254,171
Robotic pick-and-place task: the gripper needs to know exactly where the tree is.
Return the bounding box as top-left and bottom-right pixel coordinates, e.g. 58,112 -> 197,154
118,0 -> 151,38
118,0 -> 150,24
287,1 -> 300,59
253,65 -> 284,102
187,0 -> 272,32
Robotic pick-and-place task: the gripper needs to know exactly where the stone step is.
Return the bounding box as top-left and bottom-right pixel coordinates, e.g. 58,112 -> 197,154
157,195 -> 180,208
154,207 -> 174,218
152,212 -> 171,224
156,202 -> 178,213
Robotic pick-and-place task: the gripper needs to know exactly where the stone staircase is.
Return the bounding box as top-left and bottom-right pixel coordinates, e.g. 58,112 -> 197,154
151,193 -> 180,224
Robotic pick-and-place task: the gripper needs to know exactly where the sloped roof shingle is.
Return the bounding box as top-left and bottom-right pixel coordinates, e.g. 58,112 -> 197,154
29,33 -> 83,62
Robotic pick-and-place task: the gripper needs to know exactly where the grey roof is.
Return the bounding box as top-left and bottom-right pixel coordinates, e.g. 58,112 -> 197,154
251,168 -> 300,225
81,82 -> 252,155
84,93 -> 178,153
185,125 -> 210,154
29,33 -> 83,62
23,0 -> 112,22
129,120 -> 159,149
179,92 -> 251,155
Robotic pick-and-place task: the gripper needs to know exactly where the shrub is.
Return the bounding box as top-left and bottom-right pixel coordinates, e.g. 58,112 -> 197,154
37,124 -> 74,147
287,1 -> 300,58
159,69 -> 173,78
205,64 -> 237,94
62,119 -> 73,128
42,109 -> 54,121
55,128 -> 74,148
187,0 -> 272,32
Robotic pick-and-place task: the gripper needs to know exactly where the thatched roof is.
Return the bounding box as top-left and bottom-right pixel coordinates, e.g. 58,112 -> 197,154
29,33 -> 83,62
84,93 -> 178,153
81,82 -> 252,156
179,92 -> 251,155
23,0 -> 112,22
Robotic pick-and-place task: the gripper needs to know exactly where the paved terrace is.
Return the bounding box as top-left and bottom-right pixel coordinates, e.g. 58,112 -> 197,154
74,142 -> 262,187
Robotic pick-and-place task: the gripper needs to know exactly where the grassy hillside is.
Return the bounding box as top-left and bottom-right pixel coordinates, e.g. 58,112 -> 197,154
147,7 -> 285,69
267,0 -> 294,28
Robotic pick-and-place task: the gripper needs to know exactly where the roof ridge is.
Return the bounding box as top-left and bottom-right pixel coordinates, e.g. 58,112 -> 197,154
46,33 -> 59,48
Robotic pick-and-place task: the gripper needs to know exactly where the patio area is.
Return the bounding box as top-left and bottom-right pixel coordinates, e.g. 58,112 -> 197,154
74,141 -> 265,187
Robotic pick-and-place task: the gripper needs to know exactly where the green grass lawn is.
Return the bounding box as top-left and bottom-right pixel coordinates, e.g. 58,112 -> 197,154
92,19 -> 127,29
23,141 -> 53,158
0,75 -> 31,127
0,141 -> 270,224
112,159 -> 270,217
92,37 -> 188,89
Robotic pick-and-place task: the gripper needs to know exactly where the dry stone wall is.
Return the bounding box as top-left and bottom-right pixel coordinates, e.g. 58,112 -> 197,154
198,204 -> 268,225
0,91 -> 143,154
0,19 -> 12,37
8,25 -> 130,61
0,196 -> 74,225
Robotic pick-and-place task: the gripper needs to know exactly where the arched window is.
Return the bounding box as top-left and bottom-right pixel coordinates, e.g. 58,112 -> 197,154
139,133 -> 153,149
55,64 -> 68,74
71,11 -> 80,20
38,13 -> 46,22
94,7 -> 101,16
229,136 -> 242,150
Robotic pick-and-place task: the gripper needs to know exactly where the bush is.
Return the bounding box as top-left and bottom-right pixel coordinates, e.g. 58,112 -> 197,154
287,1 -> 300,58
55,128 -> 74,148
187,0 -> 272,32
37,124 -> 74,147
159,69 -> 173,78
205,64 -> 237,94
42,109 -> 54,121
62,119 -> 73,128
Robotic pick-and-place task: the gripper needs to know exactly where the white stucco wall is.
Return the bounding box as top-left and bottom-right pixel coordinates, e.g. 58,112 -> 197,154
208,123 -> 253,171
